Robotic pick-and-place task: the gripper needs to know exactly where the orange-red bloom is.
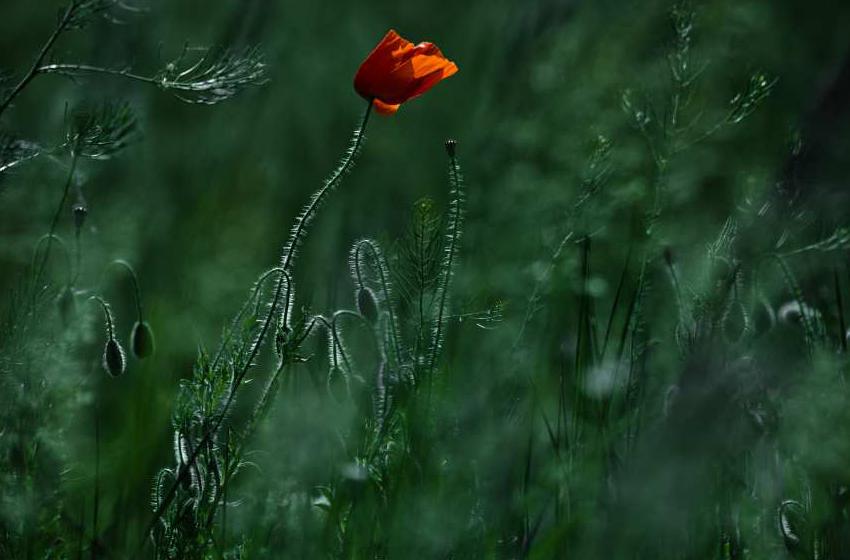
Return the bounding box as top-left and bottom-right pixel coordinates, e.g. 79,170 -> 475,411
354,29 -> 458,115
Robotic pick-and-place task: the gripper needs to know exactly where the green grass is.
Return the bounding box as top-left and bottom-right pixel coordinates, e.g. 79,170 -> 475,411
3,0 -> 850,558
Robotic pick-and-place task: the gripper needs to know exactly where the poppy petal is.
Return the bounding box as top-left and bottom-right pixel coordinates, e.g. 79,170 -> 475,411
354,29 -> 457,113
373,99 -> 400,115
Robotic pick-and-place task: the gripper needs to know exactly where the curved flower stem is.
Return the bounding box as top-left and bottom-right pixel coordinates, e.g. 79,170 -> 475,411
354,240 -> 402,365
280,100 -> 373,273
210,267 -> 285,371
34,153 -> 78,289
31,234 -> 72,286
143,104 -> 371,548
108,259 -> 144,322
88,296 -> 115,340
142,266 -> 290,547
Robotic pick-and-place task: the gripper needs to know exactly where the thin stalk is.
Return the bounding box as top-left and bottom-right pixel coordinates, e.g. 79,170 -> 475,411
37,63 -> 157,87
142,272 -> 289,544
35,153 -> 78,288
281,100 -> 372,273
91,407 -> 100,560
31,234 -> 73,286
108,259 -> 144,322
211,267 -> 285,371
89,296 -> 115,340
0,4 -> 74,118
834,269 -> 847,353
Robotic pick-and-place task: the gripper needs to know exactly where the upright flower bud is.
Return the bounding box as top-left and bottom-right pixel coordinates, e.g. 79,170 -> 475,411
444,139 -> 457,157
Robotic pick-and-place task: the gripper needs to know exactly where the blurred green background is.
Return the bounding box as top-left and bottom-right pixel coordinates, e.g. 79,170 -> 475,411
3,0 -> 850,557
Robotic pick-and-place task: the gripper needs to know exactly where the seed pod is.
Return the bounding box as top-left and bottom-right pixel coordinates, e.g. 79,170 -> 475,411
130,320 -> 155,359
327,365 -> 348,403
103,338 -> 126,377
356,287 -> 379,324
56,285 -> 76,327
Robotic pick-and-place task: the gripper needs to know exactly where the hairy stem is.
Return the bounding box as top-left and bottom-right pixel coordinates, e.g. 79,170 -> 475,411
354,240 -> 402,366
428,146 -> 464,375
144,104 -> 372,546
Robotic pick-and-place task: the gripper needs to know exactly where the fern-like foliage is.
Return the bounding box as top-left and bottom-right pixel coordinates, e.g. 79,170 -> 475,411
154,46 -> 269,105
0,133 -> 40,176
66,101 -> 138,159
393,198 -> 443,351
65,0 -> 141,29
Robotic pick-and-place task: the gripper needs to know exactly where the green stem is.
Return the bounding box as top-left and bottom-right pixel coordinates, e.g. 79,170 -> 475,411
428,148 -> 463,375
354,240 -> 402,366
0,4 -> 74,118
280,100 -> 372,273
109,260 -> 144,322
142,104 -> 372,548
35,153 -> 78,288
37,63 -> 158,87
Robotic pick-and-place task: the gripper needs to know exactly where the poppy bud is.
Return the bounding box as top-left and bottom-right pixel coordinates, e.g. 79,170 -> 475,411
56,285 -> 76,327
778,301 -> 806,325
444,139 -> 457,157
779,500 -> 810,554
72,202 -> 88,231
356,287 -> 379,324
327,365 -> 348,403
103,338 -> 126,377
275,325 -> 290,358
130,320 -> 155,359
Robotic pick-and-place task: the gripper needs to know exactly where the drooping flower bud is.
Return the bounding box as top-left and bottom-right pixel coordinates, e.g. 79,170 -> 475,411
356,287 -> 379,324
778,301 -> 807,325
103,338 -> 126,377
130,320 -> 155,359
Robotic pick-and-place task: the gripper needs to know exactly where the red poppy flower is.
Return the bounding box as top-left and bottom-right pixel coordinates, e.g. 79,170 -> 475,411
354,29 -> 458,115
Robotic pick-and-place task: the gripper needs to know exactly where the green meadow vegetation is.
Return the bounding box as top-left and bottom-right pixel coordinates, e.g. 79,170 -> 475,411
3,0 -> 850,558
